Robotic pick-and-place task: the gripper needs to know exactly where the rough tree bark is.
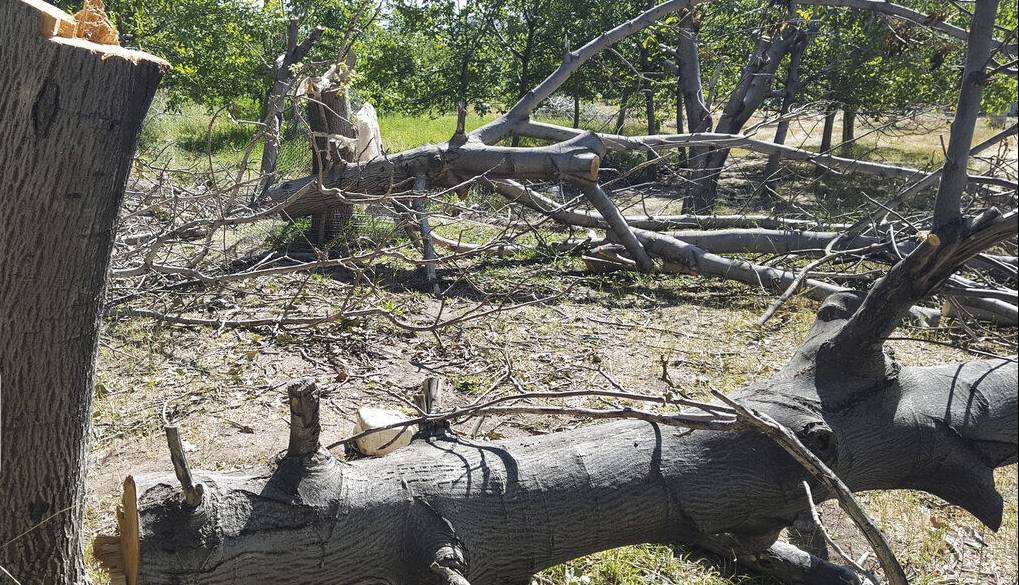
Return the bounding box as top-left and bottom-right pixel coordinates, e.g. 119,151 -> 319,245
818,102 -> 837,154
82,0 -> 1016,583
306,48 -> 359,246
94,317 -> 1016,585
0,1 -> 165,583
839,107 -> 857,157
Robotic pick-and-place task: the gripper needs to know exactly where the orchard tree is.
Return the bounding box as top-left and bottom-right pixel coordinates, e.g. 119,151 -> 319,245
51,0 -> 277,109
358,0 -> 508,114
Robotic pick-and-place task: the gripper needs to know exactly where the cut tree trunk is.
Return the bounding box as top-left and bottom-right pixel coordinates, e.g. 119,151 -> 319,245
0,1 -> 165,583
93,2 -> 1018,583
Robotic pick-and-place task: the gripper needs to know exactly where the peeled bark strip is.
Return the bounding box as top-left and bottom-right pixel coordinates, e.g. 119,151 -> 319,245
0,1 -> 165,582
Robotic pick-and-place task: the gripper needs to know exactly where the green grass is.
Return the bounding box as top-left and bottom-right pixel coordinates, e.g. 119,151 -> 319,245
137,101 -> 502,182
377,111 -> 498,152
537,544 -> 767,584
136,98 -> 664,174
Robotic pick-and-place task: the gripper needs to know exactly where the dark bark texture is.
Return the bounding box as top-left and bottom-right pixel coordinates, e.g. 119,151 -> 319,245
0,2 -> 165,583
112,332 -> 1016,584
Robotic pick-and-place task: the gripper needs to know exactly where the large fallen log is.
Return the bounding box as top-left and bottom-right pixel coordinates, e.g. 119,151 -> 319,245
94,316 -> 1016,584
267,132 -> 605,217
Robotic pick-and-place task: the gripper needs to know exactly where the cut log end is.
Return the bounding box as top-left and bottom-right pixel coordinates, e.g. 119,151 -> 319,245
94,476 -> 140,585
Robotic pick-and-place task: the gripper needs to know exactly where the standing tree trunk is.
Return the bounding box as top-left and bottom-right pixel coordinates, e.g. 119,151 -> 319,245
675,12 -> 713,206
640,44 -> 659,177
572,93 -> 581,128
509,19 -> 536,148
818,103 -> 837,154
763,32 -> 809,197
839,106 -> 857,157
688,17 -> 803,212
815,101 -> 838,180
615,89 -> 632,134
0,1 -> 164,583
675,78 -> 688,167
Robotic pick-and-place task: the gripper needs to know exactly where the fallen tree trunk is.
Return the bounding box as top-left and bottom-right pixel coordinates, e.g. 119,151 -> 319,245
269,133 -> 604,217
493,181 -> 1015,323
96,348 -> 1016,584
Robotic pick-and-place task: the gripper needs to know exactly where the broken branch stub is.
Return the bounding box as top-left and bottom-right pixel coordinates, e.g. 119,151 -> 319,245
164,425 -> 203,508
417,377 -> 444,414
287,378 -> 323,458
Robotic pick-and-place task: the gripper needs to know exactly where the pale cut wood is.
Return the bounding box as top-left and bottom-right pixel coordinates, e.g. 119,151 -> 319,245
23,0 -> 76,38
120,476 -> 141,585
89,477 -> 139,585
